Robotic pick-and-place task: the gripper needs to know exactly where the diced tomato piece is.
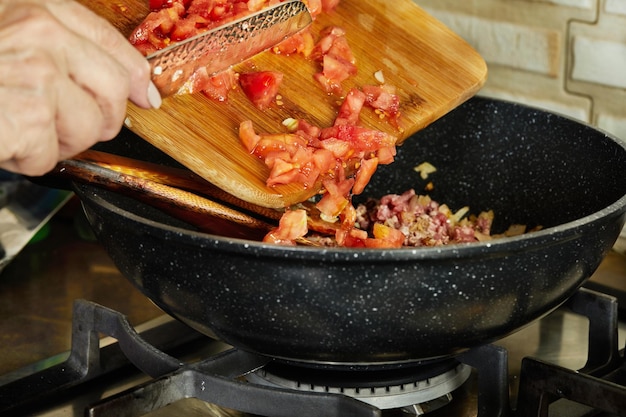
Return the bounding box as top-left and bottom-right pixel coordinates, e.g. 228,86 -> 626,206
334,88 -> 365,126
247,0 -> 269,12
239,71 -> 284,110
366,223 -> 405,248
321,125 -> 396,152
323,177 -> 354,198
263,209 -> 309,245
316,178 -> 353,217
296,119 -> 322,142
376,145 -> 396,165
316,192 -> 349,218
311,148 -> 335,174
238,120 -> 261,152
251,134 -> 307,159
302,0 -> 323,18
273,30 -> 315,57
362,84 -> 401,125
170,14 -> 209,41
129,4 -> 184,48
315,54 -> 356,94
319,138 -> 351,158
202,70 -> 238,101
321,0 -> 340,12
180,67 -> 238,98
310,26 -> 356,95
353,157 -> 378,195
326,35 -> 355,65
149,0 -> 169,10
310,26 -> 347,60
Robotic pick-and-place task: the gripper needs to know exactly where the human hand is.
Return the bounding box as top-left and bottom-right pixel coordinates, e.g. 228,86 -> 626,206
0,0 -> 161,177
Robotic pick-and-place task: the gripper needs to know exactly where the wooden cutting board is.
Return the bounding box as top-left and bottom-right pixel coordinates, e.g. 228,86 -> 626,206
82,0 -> 487,209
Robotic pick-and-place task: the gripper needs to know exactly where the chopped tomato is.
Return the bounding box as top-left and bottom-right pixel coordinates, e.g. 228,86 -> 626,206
180,68 -> 238,99
334,88 -> 365,126
371,223 -> 405,245
149,0 -> 170,9
263,209 -> 308,245
352,157 -> 378,195
362,84 -> 401,126
239,71 -> 284,110
238,120 -> 261,152
376,145 -> 396,165
311,26 -> 357,95
202,70 -> 239,101
320,125 -> 396,153
240,79 -> 400,246
314,54 -> 356,95
273,30 -> 315,57
321,0 -> 340,12
302,0 -> 323,18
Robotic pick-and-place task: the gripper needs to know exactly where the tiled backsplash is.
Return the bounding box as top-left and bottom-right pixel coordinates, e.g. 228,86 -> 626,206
416,0 -> 626,140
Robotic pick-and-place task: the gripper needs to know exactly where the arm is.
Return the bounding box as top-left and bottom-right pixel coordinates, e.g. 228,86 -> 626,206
0,0 -> 160,176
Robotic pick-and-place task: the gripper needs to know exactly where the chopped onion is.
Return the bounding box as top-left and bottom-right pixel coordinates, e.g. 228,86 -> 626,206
374,70 -> 385,84
282,118 -> 299,132
414,162 -> 437,180
451,206 -> 470,223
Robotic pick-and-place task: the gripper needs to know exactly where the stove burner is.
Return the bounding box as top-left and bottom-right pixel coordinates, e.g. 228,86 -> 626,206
247,360 -> 471,413
2,288 -> 626,417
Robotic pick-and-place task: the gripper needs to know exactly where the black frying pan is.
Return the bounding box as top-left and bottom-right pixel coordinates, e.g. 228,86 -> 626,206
72,97 -> 626,366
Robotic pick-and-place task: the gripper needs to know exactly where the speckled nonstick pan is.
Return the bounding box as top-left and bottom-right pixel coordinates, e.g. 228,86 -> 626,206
74,97 -> 626,366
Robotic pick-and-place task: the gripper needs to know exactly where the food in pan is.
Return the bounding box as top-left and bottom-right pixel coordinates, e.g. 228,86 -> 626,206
265,188 -> 536,248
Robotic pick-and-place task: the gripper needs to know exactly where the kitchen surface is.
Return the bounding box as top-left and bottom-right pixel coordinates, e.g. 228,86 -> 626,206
0,197 -> 163,376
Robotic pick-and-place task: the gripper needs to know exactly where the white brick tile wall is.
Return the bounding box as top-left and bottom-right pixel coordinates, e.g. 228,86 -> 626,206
429,11 -> 561,76
572,36 -> 626,89
521,0 -> 594,9
416,0 -> 626,140
598,113 -> 626,140
605,0 -> 626,16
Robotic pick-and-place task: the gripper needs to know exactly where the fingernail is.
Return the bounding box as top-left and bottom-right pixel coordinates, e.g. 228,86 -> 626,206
147,81 -> 162,109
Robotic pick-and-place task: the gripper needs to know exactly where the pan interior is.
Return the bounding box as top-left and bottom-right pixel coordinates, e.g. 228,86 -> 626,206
93,97 -> 626,246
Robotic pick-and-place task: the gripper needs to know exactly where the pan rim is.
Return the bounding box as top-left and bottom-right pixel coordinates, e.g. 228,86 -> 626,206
77,181 -> 626,262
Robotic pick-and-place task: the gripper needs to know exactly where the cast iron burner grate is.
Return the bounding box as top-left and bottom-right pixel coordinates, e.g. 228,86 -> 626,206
0,288 -> 625,416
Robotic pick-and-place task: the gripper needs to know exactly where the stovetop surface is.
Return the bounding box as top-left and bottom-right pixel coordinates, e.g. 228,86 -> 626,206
1,197 -> 625,416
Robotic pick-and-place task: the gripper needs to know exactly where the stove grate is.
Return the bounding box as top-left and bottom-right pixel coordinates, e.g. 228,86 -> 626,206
1,289 -> 625,417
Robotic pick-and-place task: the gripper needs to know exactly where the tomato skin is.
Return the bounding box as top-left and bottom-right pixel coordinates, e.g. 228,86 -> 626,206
239,71 -> 284,110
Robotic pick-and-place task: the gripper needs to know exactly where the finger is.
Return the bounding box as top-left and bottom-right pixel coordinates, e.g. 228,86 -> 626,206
62,38 -> 132,140
0,3 -> 134,140
55,71 -> 112,160
0,50 -> 106,176
45,0 -> 159,109
0,87 -> 58,176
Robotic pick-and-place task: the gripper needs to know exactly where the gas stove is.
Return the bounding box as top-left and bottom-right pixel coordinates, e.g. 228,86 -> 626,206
1,201 -> 626,417
0,286 -> 625,417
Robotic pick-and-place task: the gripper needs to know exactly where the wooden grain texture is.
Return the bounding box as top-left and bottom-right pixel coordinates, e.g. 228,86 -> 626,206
82,0 -> 487,208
